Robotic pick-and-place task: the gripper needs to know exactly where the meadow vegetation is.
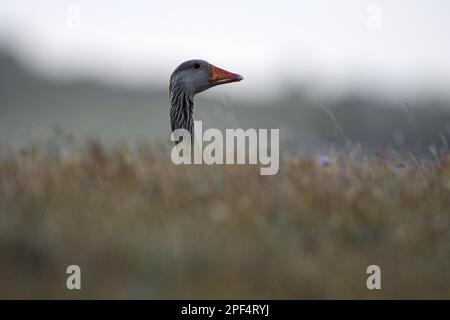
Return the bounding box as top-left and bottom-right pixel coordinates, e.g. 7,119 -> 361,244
0,141 -> 449,298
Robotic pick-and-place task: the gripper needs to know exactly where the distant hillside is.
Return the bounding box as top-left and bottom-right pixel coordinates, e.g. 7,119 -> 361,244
1,50 -> 449,158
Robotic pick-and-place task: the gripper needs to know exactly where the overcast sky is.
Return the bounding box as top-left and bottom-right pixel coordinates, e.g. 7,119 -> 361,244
1,0 -> 450,97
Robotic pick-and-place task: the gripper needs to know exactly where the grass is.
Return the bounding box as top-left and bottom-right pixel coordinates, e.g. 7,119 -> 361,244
0,141 -> 450,299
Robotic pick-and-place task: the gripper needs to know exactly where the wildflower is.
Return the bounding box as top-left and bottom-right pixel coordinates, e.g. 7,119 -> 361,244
319,155 -> 332,167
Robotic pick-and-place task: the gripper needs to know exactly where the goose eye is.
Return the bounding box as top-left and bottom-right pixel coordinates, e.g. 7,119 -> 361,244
193,63 -> 201,69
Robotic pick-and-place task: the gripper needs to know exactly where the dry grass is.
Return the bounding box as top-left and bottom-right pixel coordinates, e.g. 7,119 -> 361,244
0,141 -> 450,299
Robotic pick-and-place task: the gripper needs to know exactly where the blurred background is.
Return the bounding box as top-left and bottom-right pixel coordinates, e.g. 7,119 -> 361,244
1,1 -> 450,299
1,0 -> 450,157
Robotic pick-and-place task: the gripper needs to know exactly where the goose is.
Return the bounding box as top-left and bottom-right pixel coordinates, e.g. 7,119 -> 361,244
169,60 -> 243,144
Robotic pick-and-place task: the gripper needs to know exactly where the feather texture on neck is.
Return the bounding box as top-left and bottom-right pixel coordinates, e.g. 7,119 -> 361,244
169,82 -> 195,142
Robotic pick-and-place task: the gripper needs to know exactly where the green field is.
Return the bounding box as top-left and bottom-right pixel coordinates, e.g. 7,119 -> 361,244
0,142 -> 449,299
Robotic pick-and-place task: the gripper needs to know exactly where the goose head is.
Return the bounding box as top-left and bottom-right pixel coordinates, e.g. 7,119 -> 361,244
170,59 -> 243,96
169,60 -> 243,140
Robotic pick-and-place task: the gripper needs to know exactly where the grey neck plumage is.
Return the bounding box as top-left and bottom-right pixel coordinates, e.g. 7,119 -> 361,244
169,82 -> 195,142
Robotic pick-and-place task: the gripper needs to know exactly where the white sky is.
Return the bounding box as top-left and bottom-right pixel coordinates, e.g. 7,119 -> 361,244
1,0 -> 450,97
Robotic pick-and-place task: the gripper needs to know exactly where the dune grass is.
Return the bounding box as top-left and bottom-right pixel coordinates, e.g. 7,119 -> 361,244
0,141 -> 449,299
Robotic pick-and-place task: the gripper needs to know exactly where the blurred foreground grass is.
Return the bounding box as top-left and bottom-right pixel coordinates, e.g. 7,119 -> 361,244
0,141 -> 450,299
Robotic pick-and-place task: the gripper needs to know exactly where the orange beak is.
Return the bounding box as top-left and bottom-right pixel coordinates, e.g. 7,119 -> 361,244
209,64 -> 243,86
